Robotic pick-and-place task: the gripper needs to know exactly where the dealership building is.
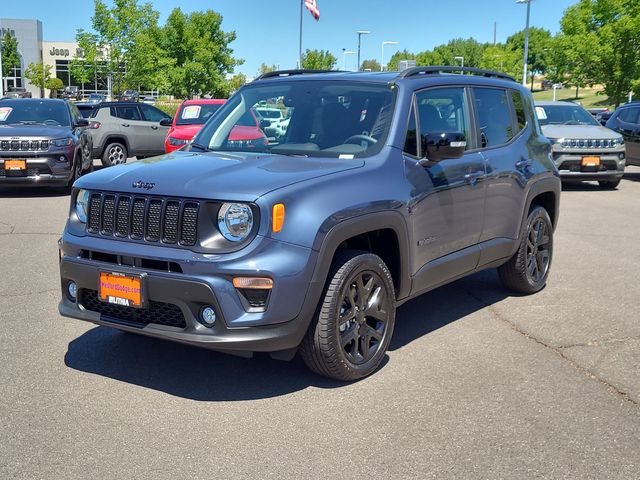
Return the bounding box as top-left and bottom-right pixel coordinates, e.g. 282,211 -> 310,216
1,18 -> 104,98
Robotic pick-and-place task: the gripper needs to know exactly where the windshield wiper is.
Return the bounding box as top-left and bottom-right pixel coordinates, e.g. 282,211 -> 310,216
16,121 -> 45,125
189,142 -> 211,152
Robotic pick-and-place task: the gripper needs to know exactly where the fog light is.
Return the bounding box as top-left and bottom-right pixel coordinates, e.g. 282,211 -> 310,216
200,306 -> 216,326
59,156 -> 65,162
67,281 -> 77,300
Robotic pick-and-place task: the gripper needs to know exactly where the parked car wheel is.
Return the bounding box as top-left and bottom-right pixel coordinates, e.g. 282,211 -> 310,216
598,179 -> 621,189
102,142 -> 128,166
300,251 -> 396,381
498,206 -> 553,294
66,153 -> 84,192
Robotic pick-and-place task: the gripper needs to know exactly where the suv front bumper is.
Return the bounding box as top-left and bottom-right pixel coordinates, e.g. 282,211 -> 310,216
0,155 -> 74,186
553,148 -> 626,181
58,233 -> 320,354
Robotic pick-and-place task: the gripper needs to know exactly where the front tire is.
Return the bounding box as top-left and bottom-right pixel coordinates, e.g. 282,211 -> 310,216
498,205 -> 553,294
300,251 -> 396,381
101,142 -> 128,167
598,178 -> 621,189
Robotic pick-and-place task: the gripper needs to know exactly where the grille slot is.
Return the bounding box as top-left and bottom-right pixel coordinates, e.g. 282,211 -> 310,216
86,192 -> 200,248
79,289 -> 186,328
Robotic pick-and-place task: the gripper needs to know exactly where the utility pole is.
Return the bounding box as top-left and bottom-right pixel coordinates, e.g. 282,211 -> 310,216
517,0 -> 533,87
493,22 -> 497,46
356,30 -> 370,72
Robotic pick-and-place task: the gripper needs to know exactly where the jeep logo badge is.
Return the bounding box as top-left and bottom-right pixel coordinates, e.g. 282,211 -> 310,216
132,180 -> 156,190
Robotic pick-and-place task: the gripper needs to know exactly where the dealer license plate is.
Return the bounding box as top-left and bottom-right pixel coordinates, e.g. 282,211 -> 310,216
4,159 -> 26,170
581,156 -> 601,167
99,271 -> 144,308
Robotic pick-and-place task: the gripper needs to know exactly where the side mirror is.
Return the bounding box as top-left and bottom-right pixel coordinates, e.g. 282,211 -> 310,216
75,118 -> 89,127
159,118 -> 173,127
419,131 -> 466,165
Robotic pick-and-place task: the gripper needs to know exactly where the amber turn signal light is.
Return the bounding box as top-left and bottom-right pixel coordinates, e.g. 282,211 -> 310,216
233,277 -> 274,289
272,203 -> 285,233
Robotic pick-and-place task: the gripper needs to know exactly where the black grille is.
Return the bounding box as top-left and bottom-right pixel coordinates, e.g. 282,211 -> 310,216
87,192 -> 199,247
79,289 -> 186,328
0,139 -> 49,151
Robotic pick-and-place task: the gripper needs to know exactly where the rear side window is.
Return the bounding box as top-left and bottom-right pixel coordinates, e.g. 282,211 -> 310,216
473,88 -> 514,148
511,90 -> 527,132
114,105 -> 141,121
403,103 -> 418,157
140,103 -> 169,122
618,107 -> 640,124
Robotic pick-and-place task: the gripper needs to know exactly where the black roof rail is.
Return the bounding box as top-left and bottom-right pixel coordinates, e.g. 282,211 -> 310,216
254,69 -> 343,81
397,66 -> 516,82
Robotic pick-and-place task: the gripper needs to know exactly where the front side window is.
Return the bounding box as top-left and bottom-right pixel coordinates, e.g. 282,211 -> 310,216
473,88 -> 514,148
192,80 -> 396,158
139,104 -> 169,122
415,87 -> 471,149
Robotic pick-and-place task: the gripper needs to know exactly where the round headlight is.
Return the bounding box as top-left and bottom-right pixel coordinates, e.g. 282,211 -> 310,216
217,203 -> 253,241
76,189 -> 90,223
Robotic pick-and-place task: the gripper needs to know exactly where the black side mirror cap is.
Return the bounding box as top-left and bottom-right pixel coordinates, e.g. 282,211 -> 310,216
419,131 -> 466,165
159,118 -> 173,127
75,118 -> 89,127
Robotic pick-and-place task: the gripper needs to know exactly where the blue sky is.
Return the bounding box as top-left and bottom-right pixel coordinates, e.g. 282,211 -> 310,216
9,0 -> 577,76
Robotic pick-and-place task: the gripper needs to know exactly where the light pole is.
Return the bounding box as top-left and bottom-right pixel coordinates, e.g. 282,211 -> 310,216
454,56 -> 464,68
0,31 -> 4,97
342,49 -> 355,71
381,41 -> 399,71
517,0 -> 533,87
356,30 -> 370,72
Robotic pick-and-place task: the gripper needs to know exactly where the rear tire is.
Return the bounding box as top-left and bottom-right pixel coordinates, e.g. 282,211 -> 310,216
65,153 -> 83,194
498,205 -> 553,294
598,179 -> 621,189
101,142 -> 128,167
300,250 -> 396,381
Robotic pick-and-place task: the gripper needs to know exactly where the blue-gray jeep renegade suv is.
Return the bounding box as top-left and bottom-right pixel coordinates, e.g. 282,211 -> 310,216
59,67 -> 561,380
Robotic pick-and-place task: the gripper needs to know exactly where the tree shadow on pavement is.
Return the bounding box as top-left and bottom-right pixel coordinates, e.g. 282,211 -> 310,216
64,269 -> 509,401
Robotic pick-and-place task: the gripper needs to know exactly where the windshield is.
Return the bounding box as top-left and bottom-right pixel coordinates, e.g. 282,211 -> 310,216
191,80 -> 396,158
0,100 -> 70,126
536,104 -> 599,126
176,103 -> 223,125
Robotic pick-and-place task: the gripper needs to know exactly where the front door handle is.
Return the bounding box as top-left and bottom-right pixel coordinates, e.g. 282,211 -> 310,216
151,125 -> 158,130
121,123 -> 130,127
464,171 -> 484,185
516,159 -> 533,170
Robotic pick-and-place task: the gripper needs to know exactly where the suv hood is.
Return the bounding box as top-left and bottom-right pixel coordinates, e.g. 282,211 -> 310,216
541,124 -> 621,140
76,150 -> 364,201
169,124 -> 203,140
0,124 -> 70,138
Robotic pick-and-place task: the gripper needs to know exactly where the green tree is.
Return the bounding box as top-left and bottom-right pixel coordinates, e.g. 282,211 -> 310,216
387,49 -> 415,71
360,59 -> 381,72
45,77 -> 64,97
258,63 -> 278,76
228,73 -> 247,94
479,44 -> 522,80
161,8 -> 242,98
546,33 -> 596,99
69,31 -> 110,92
506,27 -> 553,89
301,49 -> 337,70
429,38 -> 488,67
558,0 -> 640,107
1,32 -> 21,84
24,62 -> 52,97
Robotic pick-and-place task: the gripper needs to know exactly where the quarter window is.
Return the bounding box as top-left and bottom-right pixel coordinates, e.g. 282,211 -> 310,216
473,88 -> 514,148
404,103 -> 418,157
415,87 -> 471,150
511,90 -> 527,132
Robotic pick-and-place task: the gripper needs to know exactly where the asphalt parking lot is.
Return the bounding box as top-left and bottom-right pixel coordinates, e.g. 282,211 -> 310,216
1,165 -> 639,479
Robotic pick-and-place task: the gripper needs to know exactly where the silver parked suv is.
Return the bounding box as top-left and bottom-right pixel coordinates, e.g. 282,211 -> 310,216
535,101 -> 626,189
87,102 -> 171,166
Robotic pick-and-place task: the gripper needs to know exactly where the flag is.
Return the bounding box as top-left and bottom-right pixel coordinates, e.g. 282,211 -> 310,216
305,0 -> 320,21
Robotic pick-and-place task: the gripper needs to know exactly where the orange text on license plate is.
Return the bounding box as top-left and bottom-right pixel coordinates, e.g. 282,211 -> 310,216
581,156 -> 600,167
99,272 -> 142,308
4,159 -> 26,170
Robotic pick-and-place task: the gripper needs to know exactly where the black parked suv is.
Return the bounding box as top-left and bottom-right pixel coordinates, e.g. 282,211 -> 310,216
605,101 -> 640,166
0,99 -> 93,188
59,68 -> 560,380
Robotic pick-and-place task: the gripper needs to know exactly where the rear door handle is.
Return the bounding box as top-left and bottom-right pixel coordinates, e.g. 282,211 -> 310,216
121,123 -> 130,127
464,171 -> 484,185
516,159 -> 533,169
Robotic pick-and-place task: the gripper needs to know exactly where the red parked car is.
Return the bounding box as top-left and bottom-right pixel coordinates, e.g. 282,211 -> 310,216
164,99 -> 268,153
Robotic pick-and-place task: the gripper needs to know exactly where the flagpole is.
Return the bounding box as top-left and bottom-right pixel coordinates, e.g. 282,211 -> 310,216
299,0 -> 303,68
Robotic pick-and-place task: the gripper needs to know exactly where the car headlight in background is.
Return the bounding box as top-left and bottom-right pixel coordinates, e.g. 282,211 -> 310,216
168,137 -> 188,147
52,137 -> 73,147
75,189 -> 90,223
217,203 -> 253,241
